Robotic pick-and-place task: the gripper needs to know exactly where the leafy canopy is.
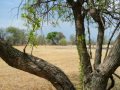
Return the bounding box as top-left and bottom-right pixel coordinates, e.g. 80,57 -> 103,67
46,31 -> 65,45
21,0 -> 120,45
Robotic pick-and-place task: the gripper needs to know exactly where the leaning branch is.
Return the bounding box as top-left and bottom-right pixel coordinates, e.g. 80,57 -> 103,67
99,33 -> 120,76
104,21 -> 120,60
0,40 -> 75,90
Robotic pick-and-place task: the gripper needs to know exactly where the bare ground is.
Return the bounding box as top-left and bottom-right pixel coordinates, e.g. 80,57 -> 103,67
0,45 -> 120,90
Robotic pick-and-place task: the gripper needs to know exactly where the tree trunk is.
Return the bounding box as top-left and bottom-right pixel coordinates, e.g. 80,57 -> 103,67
94,18 -> 105,69
89,33 -> 120,90
52,39 -> 57,45
90,72 -> 108,90
72,4 -> 93,89
72,3 -> 120,89
89,8 -> 105,69
0,40 -> 75,90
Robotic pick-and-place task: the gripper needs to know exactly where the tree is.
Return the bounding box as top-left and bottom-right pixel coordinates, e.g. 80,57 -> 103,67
0,0 -> 120,90
6,27 -> 27,45
0,28 -> 7,40
21,0 -> 120,89
37,35 -> 46,45
0,40 -> 75,90
46,32 -> 65,45
59,38 -> 67,46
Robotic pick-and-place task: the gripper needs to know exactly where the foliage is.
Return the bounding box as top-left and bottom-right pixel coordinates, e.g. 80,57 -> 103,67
69,34 -> 76,45
0,28 -> 6,40
21,1 -> 42,46
46,32 -> 65,45
6,27 -> 27,45
37,35 -> 46,45
0,27 -> 27,45
58,38 -> 67,46
21,0 -> 74,46
20,0 -> 120,89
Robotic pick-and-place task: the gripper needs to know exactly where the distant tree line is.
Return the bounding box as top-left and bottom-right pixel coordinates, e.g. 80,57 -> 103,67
0,26 -> 112,46
0,26 -> 76,46
0,27 -> 27,45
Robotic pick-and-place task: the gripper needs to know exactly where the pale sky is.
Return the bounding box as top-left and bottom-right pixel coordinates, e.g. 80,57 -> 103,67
0,0 -> 77,40
0,0 -> 114,41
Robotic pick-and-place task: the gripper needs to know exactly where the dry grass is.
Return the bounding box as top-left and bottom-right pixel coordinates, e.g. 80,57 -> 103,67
0,45 -> 120,90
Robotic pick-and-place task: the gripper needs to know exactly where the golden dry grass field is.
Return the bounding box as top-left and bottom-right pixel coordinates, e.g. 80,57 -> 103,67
0,45 -> 120,90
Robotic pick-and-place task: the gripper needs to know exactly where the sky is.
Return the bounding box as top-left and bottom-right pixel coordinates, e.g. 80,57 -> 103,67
0,0 -> 77,40
0,0 -> 114,41
0,0 -> 24,28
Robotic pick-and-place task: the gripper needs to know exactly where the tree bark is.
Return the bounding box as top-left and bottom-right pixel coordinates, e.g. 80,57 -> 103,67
90,72 -> 109,90
99,33 -> 120,76
90,33 -> 120,90
0,40 -> 75,90
89,8 -> 105,69
72,4 -> 120,89
72,4 -> 93,89
94,20 -> 105,69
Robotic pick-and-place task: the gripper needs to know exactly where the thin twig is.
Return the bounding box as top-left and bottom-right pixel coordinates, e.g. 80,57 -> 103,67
31,45 -> 34,55
113,73 -> 120,79
17,0 -> 24,18
104,21 -> 120,60
23,37 -> 30,54
104,10 -> 120,20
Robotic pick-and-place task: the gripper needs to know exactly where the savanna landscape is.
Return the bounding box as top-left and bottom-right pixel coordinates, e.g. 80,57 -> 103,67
0,0 -> 120,90
0,45 -> 120,90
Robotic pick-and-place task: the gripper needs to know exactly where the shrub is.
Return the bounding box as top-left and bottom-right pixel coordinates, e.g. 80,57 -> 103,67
59,38 -> 67,46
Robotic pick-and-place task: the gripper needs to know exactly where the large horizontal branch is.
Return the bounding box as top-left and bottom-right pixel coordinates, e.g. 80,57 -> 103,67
0,40 -> 75,90
99,33 -> 120,77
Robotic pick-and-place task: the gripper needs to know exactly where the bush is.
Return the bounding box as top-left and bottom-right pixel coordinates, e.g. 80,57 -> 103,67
59,38 -> 67,46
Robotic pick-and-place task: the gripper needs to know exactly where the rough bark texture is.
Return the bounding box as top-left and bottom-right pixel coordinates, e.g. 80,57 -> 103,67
90,33 -> 120,90
71,2 -> 120,89
94,21 -> 105,69
99,34 -> 120,76
1,1 -> 120,90
89,8 -> 105,69
74,8 -> 92,77
91,72 -> 109,90
0,40 -> 75,90
72,3 -> 93,89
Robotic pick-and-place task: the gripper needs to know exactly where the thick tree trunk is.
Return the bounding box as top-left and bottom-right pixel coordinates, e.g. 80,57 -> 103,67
72,4 -> 120,89
90,72 -> 108,90
90,33 -> 120,90
0,40 -> 75,90
72,4 -> 93,89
